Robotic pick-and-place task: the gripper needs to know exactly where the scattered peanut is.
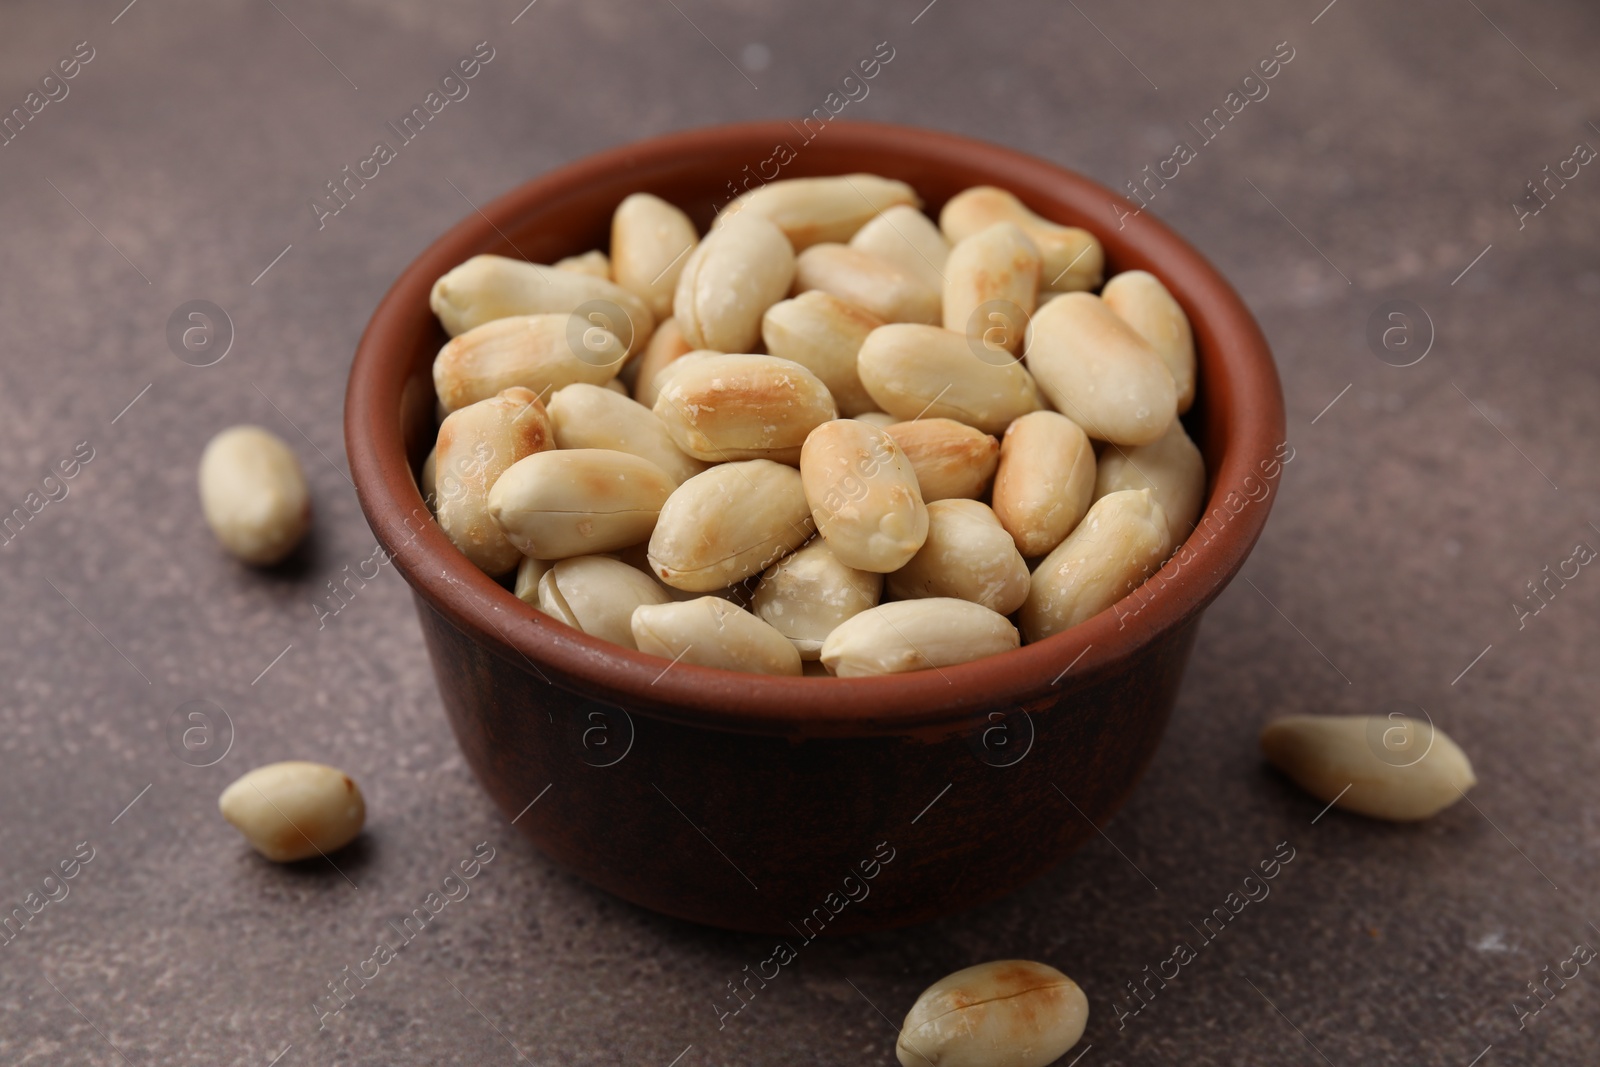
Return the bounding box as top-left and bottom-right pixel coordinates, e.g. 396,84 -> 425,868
1261,715 -> 1477,821
198,426 -> 311,566
896,959 -> 1089,1067
218,761 -> 365,863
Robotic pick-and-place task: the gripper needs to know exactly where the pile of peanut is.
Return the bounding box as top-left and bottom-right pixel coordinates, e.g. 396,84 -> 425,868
421,175 -> 1204,677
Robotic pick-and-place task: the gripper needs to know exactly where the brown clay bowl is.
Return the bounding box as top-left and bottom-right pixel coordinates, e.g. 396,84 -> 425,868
345,121 -> 1285,935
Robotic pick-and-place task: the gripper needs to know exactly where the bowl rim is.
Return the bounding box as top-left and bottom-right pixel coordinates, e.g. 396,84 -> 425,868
345,119 -> 1285,738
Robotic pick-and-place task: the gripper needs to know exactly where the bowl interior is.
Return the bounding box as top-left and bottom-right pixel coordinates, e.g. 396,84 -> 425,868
346,120 -> 1285,737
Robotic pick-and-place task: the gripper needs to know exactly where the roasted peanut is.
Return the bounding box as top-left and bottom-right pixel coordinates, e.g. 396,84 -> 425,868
940,185 -> 1104,292
820,598 -> 1019,677
853,411 -> 901,430
1020,488 -> 1171,641
992,410 -> 1097,557
538,555 -> 671,649
751,537 -> 882,659
198,426 -> 311,566
674,212 -> 795,352
1102,269 -> 1196,413
801,419 -> 928,573
434,387 -> 555,576
719,173 -> 919,250
629,316 -> 694,407
761,290 -> 883,417
1094,418 -> 1205,547
1024,292 -> 1177,446
514,554 -> 551,606
486,448 -> 674,559
648,459 -> 815,591
942,222 -> 1041,357
793,243 -> 940,325
882,418 -> 1000,502
548,382 -> 707,486
554,249 -> 610,278
653,353 -> 837,464
857,324 -> 1041,435
631,597 -> 803,675
218,761 -> 365,863
849,203 -> 950,295
896,960 -> 1089,1067
433,313 -> 624,412
611,192 -> 698,320
887,499 -> 1029,614
1261,715 -> 1477,821
429,254 -> 654,354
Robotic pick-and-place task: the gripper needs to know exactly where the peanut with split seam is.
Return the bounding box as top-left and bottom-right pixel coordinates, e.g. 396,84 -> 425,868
219,761 -> 365,863
538,555 -> 670,649
486,448 -> 674,560
896,959 -> 1089,1067
648,459 -> 815,592
820,598 -> 1019,678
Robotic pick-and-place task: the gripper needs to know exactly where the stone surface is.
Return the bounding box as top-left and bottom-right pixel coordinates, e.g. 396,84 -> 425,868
0,1 -> 1597,1064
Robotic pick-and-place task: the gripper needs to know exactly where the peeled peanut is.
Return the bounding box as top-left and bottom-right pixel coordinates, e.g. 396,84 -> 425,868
793,244 -> 939,325
486,448 -> 674,560
629,316 -> 694,407
648,460 -> 815,591
653,353 -> 837,464
218,761 -> 365,863
1025,292 -> 1177,446
883,418 -> 999,502
857,324 -> 1041,436
548,383 -> 707,485
1021,488 -> 1171,641
554,249 -> 610,278
1261,715 -> 1477,821
674,213 -> 795,352
611,192 -> 699,320
820,598 -> 1019,677
198,426 -> 311,566
801,420 -> 928,573
538,555 -> 670,649
761,291 -> 882,417
896,960 -> 1088,1067
752,538 -> 882,659
887,500 -> 1028,614
433,313 -> 624,412
1103,269 -> 1196,413
631,597 -> 802,675
719,173 -> 919,250
514,555 -> 551,606
940,186 -> 1104,292
849,203 -> 949,294
1095,418 -> 1205,547
854,411 -> 900,430
429,254 -> 654,354
942,222 -> 1041,357
993,411 -> 1097,557
434,387 -> 555,577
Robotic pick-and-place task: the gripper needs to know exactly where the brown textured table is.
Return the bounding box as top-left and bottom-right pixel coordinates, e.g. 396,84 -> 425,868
2,1 -> 1597,1064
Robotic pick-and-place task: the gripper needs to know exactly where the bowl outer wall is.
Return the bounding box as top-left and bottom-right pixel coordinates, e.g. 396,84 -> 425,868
344,119 -> 1286,743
